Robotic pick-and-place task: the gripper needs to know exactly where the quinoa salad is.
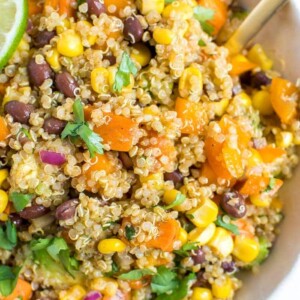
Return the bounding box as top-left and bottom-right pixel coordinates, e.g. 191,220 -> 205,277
0,0 -> 299,299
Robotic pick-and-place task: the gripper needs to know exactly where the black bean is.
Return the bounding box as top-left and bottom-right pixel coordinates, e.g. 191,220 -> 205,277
27,57 -> 53,87
55,71 -> 78,98
9,213 -> 29,230
4,100 -> 34,124
119,152 -> 133,170
239,71 -> 252,87
191,248 -> 206,265
103,54 -> 116,66
221,190 -> 247,219
221,261 -> 236,273
251,71 -> 272,89
164,170 -> 183,187
43,117 -> 66,135
55,199 -> 79,221
87,0 -> 107,17
19,205 -> 49,220
33,30 -> 56,48
192,271 -> 208,288
123,16 -> 144,44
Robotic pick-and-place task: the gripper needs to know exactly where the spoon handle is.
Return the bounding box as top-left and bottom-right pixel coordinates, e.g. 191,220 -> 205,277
225,0 -> 289,55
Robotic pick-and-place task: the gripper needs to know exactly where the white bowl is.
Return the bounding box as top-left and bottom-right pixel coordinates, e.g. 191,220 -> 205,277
237,1 -> 300,299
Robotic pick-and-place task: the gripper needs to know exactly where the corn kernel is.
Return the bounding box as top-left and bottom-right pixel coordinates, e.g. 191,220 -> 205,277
140,173 -> 164,190
46,49 -> 61,72
233,235 -> 260,263
137,0 -> 165,14
17,38 -> 30,51
59,285 -> 86,300
91,67 -> 110,94
234,92 -> 252,107
57,30 -> 84,57
178,227 -> 188,245
250,194 -> 272,208
247,148 -> 263,170
98,238 -> 126,254
208,227 -> 234,258
0,169 -> 8,187
252,90 -> 273,115
188,223 -> 216,246
275,131 -> 293,148
0,190 -> 8,214
77,20 -> 97,47
211,277 -> 233,299
131,43 -> 151,67
247,44 -> 273,71
163,1 -> 193,20
270,197 -> 283,212
163,189 -> 179,203
0,213 -> 8,221
211,98 -> 229,117
90,277 -> 118,297
191,287 -> 213,300
153,28 -> 175,45
187,198 -> 218,228
56,19 -> 71,34
179,66 -> 203,100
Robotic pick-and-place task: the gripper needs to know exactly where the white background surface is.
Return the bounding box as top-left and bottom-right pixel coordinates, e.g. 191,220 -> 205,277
236,1 -> 300,299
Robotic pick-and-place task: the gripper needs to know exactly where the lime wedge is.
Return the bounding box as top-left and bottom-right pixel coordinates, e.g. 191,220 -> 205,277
0,0 -> 28,69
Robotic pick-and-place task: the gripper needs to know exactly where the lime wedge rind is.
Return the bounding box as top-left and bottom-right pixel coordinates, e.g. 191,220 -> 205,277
0,0 -> 28,70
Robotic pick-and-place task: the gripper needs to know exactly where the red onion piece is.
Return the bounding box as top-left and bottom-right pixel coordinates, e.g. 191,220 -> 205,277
39,150 -> 66,166
84,291 -> 102,300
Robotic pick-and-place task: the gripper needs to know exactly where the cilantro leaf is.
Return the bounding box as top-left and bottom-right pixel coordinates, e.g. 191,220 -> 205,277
59,249 -> 79,277
118,269 -> 154,280
30,238 -> 52,251
0,221 -> 17,251
20,128 -> 31,139
46,238 -> 69,262
77,124 -> 104,157
173,242 -> 198,257
163,193 -> 186,210
264,178 -> 276,193
215,215 -> 240,235
156,273 -> 196,300
151,266 -> 179,295
113,52 -> 137,92
10,192 -> 34,212
198,39 -> 206,47
194,6 -> 215,35
106,261 -> 119,277
61,99 -> 104,158
0,266 -> 21,297
125,225 -> 135,241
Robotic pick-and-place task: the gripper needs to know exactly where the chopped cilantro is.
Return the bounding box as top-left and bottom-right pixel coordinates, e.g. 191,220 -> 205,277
163,193 -> 186,210
194,6 -> 215,35
198,39 -> 207,46
30,237 -> 79,277
0,221 -> 17,251
173,242 -> 198,257
20,128 -> 31,140
215,215 -> 240,235
186,213 -> 195,220
151,266 -> 178,295
0,265 -> 21,296
106,261 -> 119,277
118,269 -> 154,280
113,52 -> 137,92
10,192 -> 34,212
264,178 -> 276,193
61,99 -> 103,158
125,225 -> 136,241
156,273 -> 196,300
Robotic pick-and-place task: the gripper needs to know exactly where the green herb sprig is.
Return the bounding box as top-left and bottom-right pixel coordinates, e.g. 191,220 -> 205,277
0,221 -> 17,251
61,99 -> 103,158
194,6 -> 215,35
215,215 -> 240,235
0,265 -> 21,296
10,192 -> 34,212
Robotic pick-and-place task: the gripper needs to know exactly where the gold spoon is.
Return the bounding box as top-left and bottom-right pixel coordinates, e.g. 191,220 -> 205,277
225,0 -> 289,55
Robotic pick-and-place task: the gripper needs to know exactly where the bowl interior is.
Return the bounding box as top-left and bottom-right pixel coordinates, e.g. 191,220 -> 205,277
236,1 -> 300,299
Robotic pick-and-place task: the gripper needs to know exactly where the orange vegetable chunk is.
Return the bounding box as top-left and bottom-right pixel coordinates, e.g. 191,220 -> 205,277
258,145 -> 286,163
0,117 -> 10,141
239,175 -> 270,196
2,278 -> 32,300
270,77 -> 298,124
